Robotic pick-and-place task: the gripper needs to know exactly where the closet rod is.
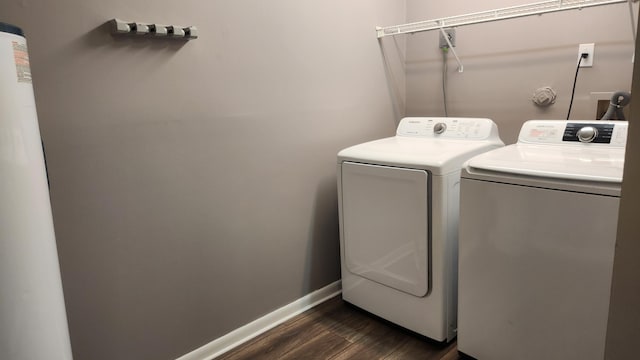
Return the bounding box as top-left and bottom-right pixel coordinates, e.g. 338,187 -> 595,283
377,0 -> 633,38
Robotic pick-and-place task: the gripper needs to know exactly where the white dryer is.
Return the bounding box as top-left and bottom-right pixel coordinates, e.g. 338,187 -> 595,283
337,117 -> 503,341
457,120 -> 628,360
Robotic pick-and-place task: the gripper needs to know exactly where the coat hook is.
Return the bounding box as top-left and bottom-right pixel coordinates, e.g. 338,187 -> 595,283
109,19 -> 198,40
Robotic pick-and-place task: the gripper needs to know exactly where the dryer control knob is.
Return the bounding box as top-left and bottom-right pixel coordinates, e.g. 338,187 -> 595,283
434,122 -> 447,134
577,126 -> 598,143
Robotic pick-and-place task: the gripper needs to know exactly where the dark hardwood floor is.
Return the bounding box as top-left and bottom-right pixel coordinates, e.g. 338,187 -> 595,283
216,295 -> 464,360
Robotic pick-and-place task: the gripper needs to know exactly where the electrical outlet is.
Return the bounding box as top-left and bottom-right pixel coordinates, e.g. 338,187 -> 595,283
578,43 -> 595,67
439,28 -> 456,48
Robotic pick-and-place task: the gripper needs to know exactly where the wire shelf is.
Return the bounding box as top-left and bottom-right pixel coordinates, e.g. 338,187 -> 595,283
377,0 -> 631,38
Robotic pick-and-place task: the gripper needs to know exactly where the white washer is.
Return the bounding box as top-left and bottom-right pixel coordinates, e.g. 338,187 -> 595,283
337,117 -> 503,341
458,120 -> 628,360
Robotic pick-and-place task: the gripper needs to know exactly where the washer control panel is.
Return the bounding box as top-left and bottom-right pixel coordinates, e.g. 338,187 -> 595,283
519,120 -> 628,147
396,117 -> 498,140
563,123 -> 613,143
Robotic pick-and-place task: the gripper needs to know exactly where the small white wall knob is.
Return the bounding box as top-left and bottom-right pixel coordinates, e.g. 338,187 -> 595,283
532,86 -> 557,107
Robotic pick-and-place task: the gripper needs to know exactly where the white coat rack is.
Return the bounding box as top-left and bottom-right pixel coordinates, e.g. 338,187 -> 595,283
110,19 -> 198,40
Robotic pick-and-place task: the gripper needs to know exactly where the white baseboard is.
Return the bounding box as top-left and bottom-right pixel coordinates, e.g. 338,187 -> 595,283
176,280 -> 342,360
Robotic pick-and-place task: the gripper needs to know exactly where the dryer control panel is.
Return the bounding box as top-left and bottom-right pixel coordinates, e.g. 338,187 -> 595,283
519,120 -> 628,147
396,117 -> 499,140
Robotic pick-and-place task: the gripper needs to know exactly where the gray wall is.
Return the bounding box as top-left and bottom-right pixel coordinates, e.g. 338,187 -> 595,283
406,0 -> 636,143
1,1 -> 406,359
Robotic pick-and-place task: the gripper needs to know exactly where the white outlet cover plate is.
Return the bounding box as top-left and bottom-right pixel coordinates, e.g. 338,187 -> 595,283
578,43 -> 595,67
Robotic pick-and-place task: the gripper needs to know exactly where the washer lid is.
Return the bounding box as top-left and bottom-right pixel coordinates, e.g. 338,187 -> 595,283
464,143 -> 625,183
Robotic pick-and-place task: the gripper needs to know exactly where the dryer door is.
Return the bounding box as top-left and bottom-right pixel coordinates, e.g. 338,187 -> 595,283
341,161 -> 430,297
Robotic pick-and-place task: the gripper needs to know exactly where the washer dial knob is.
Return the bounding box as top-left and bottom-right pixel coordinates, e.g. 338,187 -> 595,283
434,122 -> 447,134
577,126 -> 598,143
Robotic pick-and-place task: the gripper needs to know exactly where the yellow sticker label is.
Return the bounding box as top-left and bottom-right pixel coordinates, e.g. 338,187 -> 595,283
12,41 -> 32,83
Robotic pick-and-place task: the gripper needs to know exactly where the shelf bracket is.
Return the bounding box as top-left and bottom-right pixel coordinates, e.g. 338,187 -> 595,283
439,26 -> 463,73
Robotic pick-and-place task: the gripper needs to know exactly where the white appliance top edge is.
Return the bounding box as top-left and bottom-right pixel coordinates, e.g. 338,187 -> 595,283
464,143 -> 625,183
338,136 -> 504,175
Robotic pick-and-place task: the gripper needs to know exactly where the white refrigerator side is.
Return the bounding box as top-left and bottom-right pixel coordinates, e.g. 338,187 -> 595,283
0,28 -> 73,359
